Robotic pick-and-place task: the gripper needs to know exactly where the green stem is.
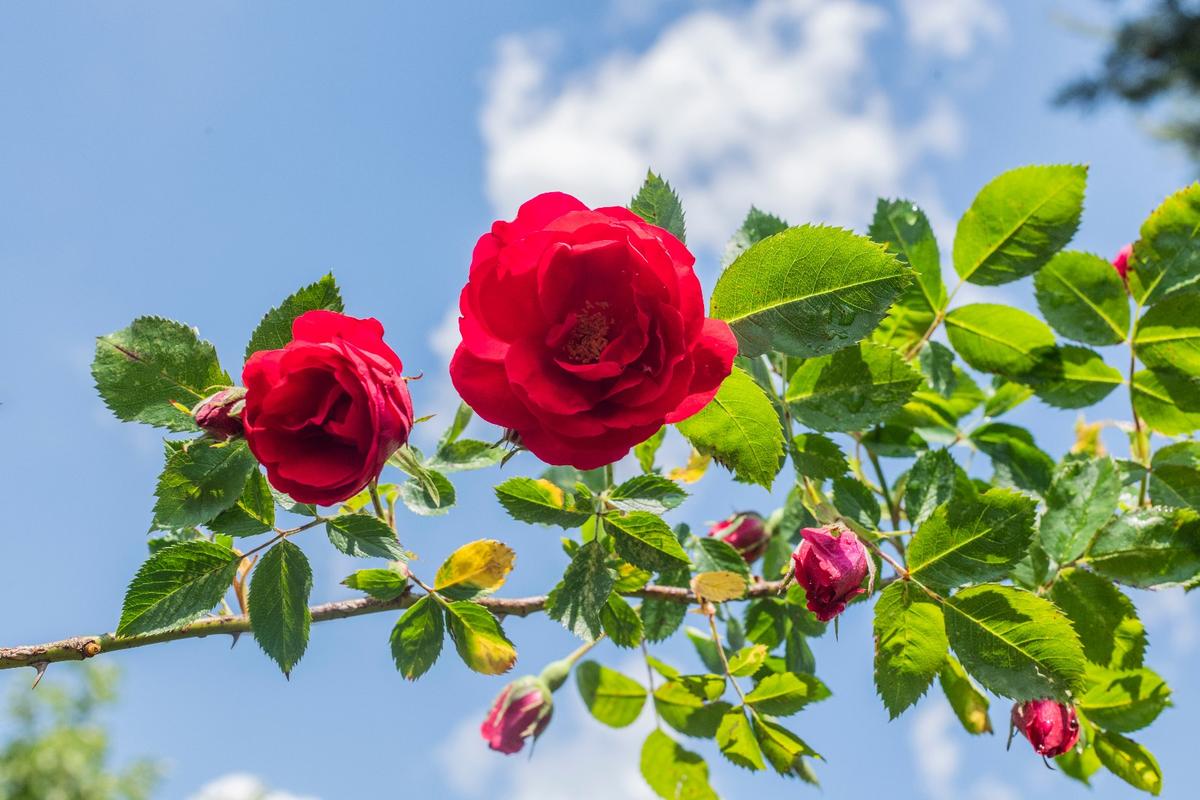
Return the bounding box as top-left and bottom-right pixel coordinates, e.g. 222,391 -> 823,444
867,449 -> 901,531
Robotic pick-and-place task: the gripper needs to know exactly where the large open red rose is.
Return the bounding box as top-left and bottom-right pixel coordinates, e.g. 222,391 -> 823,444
449,192 -> 737,468
242,310 -> 414,505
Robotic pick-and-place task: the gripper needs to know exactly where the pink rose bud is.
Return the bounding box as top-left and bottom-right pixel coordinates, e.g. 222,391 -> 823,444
1112,243 -> 1133,280
791,527 -> 868,621
1011,700 -> 1080,757
708,512 -> 769,563
192,387 -> 246,440
480,676 -> 553,755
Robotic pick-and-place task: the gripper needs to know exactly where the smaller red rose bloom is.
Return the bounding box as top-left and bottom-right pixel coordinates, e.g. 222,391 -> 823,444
192,387 -> 246,440
1011,700 -> 1080,758
242,310 -> 414,506
708,512 -> 769,564
1113,243 -> 1133,280
791,527 -> 868,622
481,676 -> 553,755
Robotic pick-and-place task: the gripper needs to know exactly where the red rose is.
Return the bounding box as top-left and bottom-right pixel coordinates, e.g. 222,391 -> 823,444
708,512 -> 769,564
480,676 -> 553,755
242,310 -> 414,506
791,526 -> 869,622
449,192 -> 737,469
1011,700 -> 1080,757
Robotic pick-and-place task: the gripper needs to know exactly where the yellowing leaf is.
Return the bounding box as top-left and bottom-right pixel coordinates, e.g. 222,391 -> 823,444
434,539 -> 515,600
535,478 -> 566,507
691,571 -> 748,603
668,449 -> 711,484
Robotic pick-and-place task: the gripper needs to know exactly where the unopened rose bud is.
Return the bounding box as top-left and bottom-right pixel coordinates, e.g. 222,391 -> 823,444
708,512 -> 769,563
1112,243 -> 1133,281
1011,700 -> 1080,757
192,388 -> 246,440
791,526 -> 868,621
480,676 -> 553,755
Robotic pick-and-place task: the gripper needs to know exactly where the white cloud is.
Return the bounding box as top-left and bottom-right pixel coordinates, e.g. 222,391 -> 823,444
912,699 -> 1022,800
188,773 -> 318,800
898,0 -> 1006,60
481,0 -> 966,255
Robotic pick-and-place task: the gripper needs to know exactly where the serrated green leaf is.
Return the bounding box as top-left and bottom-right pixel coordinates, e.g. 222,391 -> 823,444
434,539 -> 515,600
426,439 -> 504,473
904,449 -> 961,527
861,425 -> 927,458
726,645 -> 769,677
93,316 -> 230,432
606,512 -> 690,572
1027,345 -> 1124,409
869,197 -> 945,316
1094,730 -> 1163,796
1079,664 -> 1171,732
970,422 -> 1055,493
654,679 -> 730,738
684,627 -> 725,675
1040,456 -> 1121,563
785,342 -> 922,432
1131,367 -> 1200,435
546,541 -> 616,641
610,474 -> 687,514
939,656 -> 993,734
397,470 -> 456,516
630,170 -> 686,242
640,730 -> 718,800
602,593 -> 644,648
953,164 -> 1086,286
642,566 -> 689,643
1049,567 -> 1146,670
710,224 -> 910,358
831,476 -> 881,530
907,488 -> 1036,592
943,584 -> 1086,700
325,513 -> 406,560
693,537 -> 751,579
715,709 -> 765,771
753,717 -> 819,777
244,274 -> 343,360
1129,182 -> 1200,306
1134,291 -> 1200,378
634,427 -> 667,474
1058,737 -> 1102,786
445,600 -> 516,675
790,434 -> 849,480
983,377 -> 1035,418
919,341 -> 957,397
117,541 -> 240,636
342,567 -> 408,601
576,661 -> 647,728
1034,250 -> 1130,345
744,672 -> 830,716
722,206 -> 789,268
1084,507 -> 1200,588
153,441 -> 257,529
248,539 -> 312,675
945,304 -> 1056,378
873,582 -> 948,719
493,477 -> 592,528
676,366 -> 783,489
1150,441 -> 1200,508
390,595 -> 444,680
208,468 -> 275,537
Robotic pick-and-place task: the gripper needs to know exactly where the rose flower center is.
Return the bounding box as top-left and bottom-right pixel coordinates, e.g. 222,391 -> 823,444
563,301 -> 612,364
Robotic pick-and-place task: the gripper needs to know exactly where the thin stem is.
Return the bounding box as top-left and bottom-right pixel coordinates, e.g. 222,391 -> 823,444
867,449 -> 901,531
369,480 -> 387,521
905,277 -> 965,361
564,636 -> 603,668
706,610 -> 750,708
641,640 -> 662,730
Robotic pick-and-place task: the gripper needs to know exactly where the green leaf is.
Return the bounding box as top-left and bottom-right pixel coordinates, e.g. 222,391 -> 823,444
716,709 -> 765,771
545,541 -> 616,641
654,679 -> 730,738
325,513 -> 406,560
869,198 -> 945,314
437,402 -> 474,448
247,539 -> 312,676
1027,345 -> 1124,409
726,645 -> 769,677
397,470 -> 456,516
1034,250 -> 1130,345
390,596 -> 444,680
208,469 -> 275,537
639,730 -> 718,800
693,537 -> 751,580
904,449 -> 961,527
630,170 -> 686,242
642,566 -> 689,643
610,475 -> 688,514
1057,737 -> 1102,786
1134,291 -> 1200,377
785,342 -> 922,432
684,627 -> 725,674
1049,568 -> 1146,670
1131,367 -> 1200,435
722,206 -> 789,268
983,377 -> 1034,418
1150,441 -> 1200,508
244,274 -> 343,360
943,584 -> 1086,700
342,568 -> 408,601
1084,507 -> 1200,588
753,717 -> 819,777
743,672 -> 830,716
601,594 -> 644,648
861,425 -> 927,458
426,439 -> 504,474
1093,730 -> 1163,796
576,661 -> 647,728
1129,181 -> 1200,306
152,441 -> 257,529
606,512 -> 691,572
945,304 -> 1056,378
445,601 -> 516,675
790,434 -> 848,480
493,477 -> 592,528
1079,664 -> 1171,732
831,476 -> 881,529
117,540 -> 240,637
92,316 -> 230,432
675,366 -> 784,490
634,427 -> 667,474
939,656 -> 993,735
970,422 -> 1055,493
919,341 -> 957,397
873,582 -> 949,719
710,224 -> 910,358
906,488 -> 1036,592
434,539 -> 515,600
1040,456 -> 1122,563
952,164 -> 1086,285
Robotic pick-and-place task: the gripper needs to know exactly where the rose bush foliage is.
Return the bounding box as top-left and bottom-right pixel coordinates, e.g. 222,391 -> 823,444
74,167 -> 1200,797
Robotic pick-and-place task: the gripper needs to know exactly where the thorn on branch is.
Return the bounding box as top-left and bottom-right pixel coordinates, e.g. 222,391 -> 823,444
30,661 -> 48,689
229,632 -> 241,649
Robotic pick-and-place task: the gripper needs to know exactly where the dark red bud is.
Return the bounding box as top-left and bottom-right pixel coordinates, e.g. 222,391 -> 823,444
193,387 -> 246,440
1112,243 -> 1133,281
708,512 -> 768,563
791,526 -> 868,622
480,676 -> 553,755
1011,700 -> 1080,757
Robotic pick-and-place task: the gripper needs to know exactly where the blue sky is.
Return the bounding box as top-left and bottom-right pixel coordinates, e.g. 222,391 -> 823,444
0,1 -> 1196,798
